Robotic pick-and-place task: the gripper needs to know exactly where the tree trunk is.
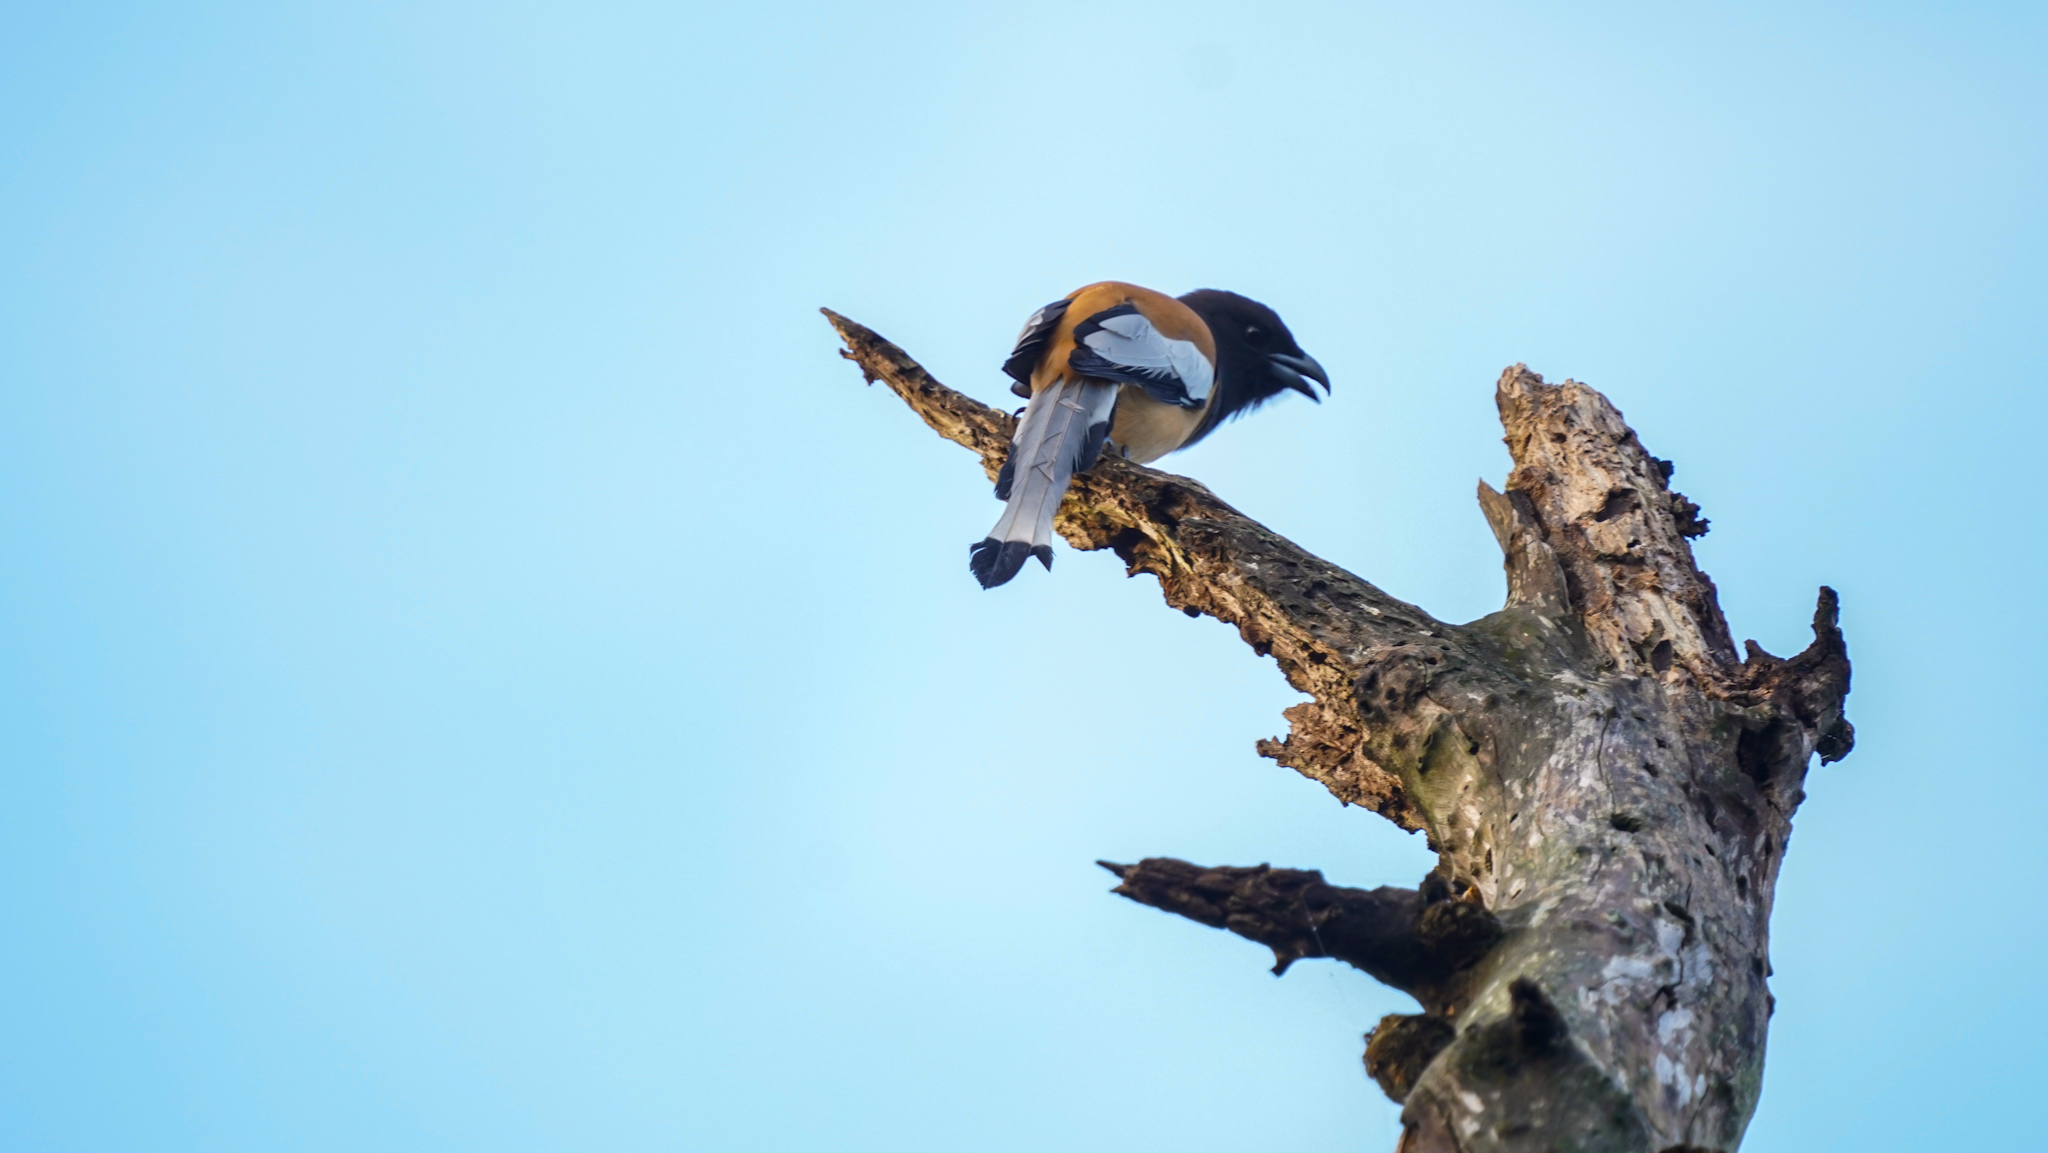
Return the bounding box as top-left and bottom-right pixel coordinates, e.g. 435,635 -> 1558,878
826,309 -> 1853,1153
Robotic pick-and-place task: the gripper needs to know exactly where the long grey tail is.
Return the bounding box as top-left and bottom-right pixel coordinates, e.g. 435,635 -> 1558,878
969,378 -> 1117,588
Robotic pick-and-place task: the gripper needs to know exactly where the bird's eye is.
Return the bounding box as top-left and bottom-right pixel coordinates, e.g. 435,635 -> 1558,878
1245,325 -> 1267,345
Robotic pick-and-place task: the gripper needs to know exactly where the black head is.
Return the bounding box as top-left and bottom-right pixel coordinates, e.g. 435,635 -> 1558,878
1177,289 -> 1330,431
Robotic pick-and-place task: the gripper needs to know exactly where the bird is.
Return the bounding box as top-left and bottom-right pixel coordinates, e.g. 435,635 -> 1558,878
969,281 -> 1330,588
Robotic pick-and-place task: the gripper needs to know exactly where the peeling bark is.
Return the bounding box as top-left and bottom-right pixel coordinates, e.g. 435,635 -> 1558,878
827,309 -> 1853,1152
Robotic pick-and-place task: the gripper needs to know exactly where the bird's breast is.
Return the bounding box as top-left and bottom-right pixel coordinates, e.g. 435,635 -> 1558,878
1111,389 -> 1209,464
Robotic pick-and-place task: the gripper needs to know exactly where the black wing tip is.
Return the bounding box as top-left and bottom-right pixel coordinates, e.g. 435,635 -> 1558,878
1003,297 -> 1073,389
993,456 -> 1016,501
969,538 -> 1039,588
1000,356 -> 1036,389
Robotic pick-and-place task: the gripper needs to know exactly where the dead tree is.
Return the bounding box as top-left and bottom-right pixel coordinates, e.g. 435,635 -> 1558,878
826,309 -> 1853,1153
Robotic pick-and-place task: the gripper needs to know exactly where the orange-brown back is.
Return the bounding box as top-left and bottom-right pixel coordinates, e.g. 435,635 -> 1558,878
1028,281 -> 1217,395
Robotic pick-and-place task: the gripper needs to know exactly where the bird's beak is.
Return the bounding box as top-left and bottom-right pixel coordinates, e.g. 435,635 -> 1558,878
1267,352 -> 1331,401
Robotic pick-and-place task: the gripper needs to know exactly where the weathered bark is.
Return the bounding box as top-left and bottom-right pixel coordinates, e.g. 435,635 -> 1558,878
827,308 -> 1852,1152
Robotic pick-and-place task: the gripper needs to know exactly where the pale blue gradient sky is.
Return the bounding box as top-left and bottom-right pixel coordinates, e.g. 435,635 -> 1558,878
3,3 -> 2043,1150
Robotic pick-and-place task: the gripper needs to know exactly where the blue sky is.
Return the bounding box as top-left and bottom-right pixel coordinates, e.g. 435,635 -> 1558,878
2,2 -> 2043,1150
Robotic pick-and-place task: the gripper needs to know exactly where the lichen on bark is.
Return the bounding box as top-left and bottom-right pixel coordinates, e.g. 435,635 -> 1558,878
827,308 -> 1852,1152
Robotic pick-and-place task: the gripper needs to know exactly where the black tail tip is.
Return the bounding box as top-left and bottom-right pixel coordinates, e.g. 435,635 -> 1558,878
968,539 -> 1053,588
969,538 -> 1030,588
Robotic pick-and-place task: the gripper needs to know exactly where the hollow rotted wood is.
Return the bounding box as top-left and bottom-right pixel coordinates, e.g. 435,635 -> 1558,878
828,310 -> 1853,1153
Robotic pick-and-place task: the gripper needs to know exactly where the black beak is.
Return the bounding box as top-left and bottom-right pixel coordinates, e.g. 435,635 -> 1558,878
1267,352 -> 1331,401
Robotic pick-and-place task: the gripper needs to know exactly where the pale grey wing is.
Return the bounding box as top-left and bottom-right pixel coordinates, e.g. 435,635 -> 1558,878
1066,303 -> 1214,409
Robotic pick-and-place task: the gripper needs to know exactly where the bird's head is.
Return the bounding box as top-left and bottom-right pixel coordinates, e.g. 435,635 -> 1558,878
1177,289 -> 1330,422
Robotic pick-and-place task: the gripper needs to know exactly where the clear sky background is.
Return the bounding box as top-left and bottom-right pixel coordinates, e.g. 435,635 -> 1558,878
3,3 -> 2043,1150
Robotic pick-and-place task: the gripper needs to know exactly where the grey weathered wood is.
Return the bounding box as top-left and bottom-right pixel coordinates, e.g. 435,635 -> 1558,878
827,310 -> 1853,1153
